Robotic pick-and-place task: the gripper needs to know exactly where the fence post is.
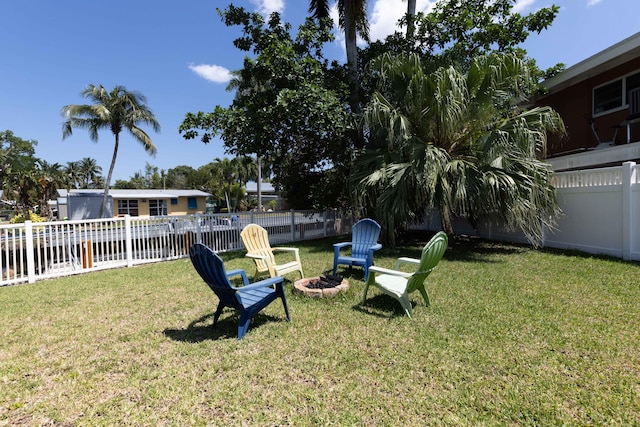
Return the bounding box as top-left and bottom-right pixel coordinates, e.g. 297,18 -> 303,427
125,215 -> 133,267
25,220 -> 36,283
290,210 -> 296,241
323,210 -> 328,237
195,213 -> 202,243
622,162 -> 635,260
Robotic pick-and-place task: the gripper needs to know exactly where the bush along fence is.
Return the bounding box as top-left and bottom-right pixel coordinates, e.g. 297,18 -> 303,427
0,210 -> 349,287
416,161 -> 640,261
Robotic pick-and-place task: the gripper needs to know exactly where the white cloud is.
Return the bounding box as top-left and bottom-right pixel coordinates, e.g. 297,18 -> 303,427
587,0 -> 603,6
250,0 -> 284,17
513,0 -> 537,13
369,0 -> 435,42
188,64 -> 231,84
329,0 -> 436,56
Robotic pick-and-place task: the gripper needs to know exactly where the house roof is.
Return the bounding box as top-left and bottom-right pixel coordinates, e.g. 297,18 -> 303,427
245,181 -> 276,194
57,189 -> 211,199
542,31 -> 640,96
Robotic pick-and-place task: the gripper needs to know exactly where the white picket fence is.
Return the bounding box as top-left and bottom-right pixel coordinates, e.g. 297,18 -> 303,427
0,210 -> 347,287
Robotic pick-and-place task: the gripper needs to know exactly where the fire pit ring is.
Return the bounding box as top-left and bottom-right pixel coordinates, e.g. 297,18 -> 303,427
294,276 -> 349,298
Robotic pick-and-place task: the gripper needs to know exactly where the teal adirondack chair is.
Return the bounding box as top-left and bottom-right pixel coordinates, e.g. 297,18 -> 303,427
361,231 -> 448,317
189,243 -> 290,340
333,218 -> 382,280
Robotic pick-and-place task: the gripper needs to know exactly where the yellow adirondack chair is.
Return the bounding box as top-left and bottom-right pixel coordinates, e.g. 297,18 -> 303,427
240,224 -> 304,280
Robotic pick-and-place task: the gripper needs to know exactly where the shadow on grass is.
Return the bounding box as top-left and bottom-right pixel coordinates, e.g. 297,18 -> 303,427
163,311 -> 283,342
355,294 -> 412,319
297,230 -> 528,265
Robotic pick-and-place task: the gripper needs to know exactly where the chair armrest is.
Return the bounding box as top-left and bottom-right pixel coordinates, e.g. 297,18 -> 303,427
395,257 -> 420,270
272,247 -> 299,254
368,265 -> 413,278
246,253 -> 270,261
371,243 -> 382,251
233,275 -> 284,292
334,242 -> 352,258
226,268 -> 249,286
333,242 -> 352,250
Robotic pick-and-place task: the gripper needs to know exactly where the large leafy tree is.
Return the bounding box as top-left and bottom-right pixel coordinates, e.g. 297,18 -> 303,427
0,131 -> 39,215
62,84 -> 160,217
353,53 -> 565,244
412,0 -> 560,67
180,7 -> 353,209
361,0 -> 562,103
0,130 -> 37,186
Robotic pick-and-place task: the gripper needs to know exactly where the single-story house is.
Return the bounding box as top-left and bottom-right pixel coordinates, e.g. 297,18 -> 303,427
244,181 -> 283,210
57,189 -> 211,220
536,31 -> 640,171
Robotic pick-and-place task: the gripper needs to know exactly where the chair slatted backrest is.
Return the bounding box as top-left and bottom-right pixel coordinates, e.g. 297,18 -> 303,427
406,232 -> 448,294
240,224 -> 275,272
351,219 -> 381,259
190,243 -> 243,310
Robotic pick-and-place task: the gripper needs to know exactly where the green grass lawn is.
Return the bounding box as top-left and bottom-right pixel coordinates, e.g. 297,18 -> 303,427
1,233 -> 639,426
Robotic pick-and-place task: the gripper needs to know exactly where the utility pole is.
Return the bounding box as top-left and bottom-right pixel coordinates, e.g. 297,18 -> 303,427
257,156 -> 262,210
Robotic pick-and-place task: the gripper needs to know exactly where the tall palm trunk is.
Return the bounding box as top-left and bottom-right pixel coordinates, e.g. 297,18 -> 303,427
99,133 -> 119,218
343,6 -> 360,117
406,0 -> 416,37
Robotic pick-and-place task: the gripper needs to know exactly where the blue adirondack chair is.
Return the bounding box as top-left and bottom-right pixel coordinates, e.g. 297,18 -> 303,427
361,231 -> 448,317
189,243 -> 291,340
333,218 -> 382,280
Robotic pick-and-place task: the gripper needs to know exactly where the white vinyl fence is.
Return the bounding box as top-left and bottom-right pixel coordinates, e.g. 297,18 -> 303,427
0,210 -> 348,287
416,161 -> 640,261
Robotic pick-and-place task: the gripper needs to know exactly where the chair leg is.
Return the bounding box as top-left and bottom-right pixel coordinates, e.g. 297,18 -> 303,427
237,312 -> 252,340
399,293 -> 413,318
361,276 -> 373,304
417,286 -> 431,307
213,303 -> 225,326
277,284 -> 291,321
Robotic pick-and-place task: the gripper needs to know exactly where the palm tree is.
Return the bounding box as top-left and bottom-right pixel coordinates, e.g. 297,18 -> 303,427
35,160 -> 64,219
78,157 -> 102,189
6,169 -> 37,216
309,0 -> 369,115
64,161 -> 82,190
405,0 -> 416,37
62,84 -> 160,217
353,52 -> 565,245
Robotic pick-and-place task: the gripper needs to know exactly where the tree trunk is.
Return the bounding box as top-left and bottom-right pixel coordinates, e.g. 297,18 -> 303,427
343,8 -> 360,117
99,133 -> 119,218
406,0 -> 416,37
440,203 -> 454,237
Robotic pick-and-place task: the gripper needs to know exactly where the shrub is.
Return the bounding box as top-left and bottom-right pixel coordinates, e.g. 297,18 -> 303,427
10,211 -> 44,224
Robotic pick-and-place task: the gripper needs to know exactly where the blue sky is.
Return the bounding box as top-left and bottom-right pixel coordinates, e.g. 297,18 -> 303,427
1,0 -> 638,182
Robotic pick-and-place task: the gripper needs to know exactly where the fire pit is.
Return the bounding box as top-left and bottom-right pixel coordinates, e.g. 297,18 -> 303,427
294,275 -> 349,298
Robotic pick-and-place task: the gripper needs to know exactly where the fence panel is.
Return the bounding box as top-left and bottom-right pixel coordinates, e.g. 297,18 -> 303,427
0,209 -> 349,287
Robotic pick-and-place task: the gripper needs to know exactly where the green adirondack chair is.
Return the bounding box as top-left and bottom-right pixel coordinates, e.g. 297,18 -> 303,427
361,231 -> 448,318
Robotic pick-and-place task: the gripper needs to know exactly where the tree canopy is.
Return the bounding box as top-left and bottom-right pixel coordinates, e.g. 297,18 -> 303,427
180,6 -> 354,208
353,53 -> 565,244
